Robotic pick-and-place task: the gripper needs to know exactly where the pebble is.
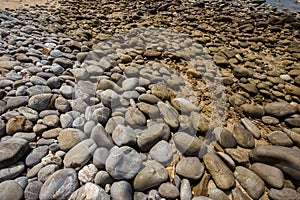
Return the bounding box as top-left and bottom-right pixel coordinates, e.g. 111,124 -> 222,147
173,131 -> 203,156
111,181 -> 133,200
264,102 -> 296,118
38,164 -> 59,182
180,179 -> 192,200
240,118 -> 261,139
267,131 -> 293,146
93,147 -> 109,169
112,125 -> 136,146
106,146 -> 142,180
149,140 -> 173,167
25,145 -> 49,167
175,157 -> 204,180
58,128 -> 87,151
39,168 -> 78,200
158,183 -> 179,199
78,163 -> 98,183
69,182 -> 110,200
268,188 -> 300,200
0,180 -> 24,200
0,161 -> 25,182
232,122 -> 255,148
24,180 -> 43,200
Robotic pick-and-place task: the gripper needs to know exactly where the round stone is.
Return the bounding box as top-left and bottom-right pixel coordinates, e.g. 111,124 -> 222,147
149,140 -> 173,167
158,183 -> 179,199
0,180 -> 23,200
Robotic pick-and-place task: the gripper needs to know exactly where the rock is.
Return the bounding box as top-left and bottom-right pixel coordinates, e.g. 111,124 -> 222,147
137,123 -> 170,152
0,162 -> 25,182
64,139 -> 97,170
111,181 -> 133,200
262,116 -> 280,125
209,189 -> 230,200
285,117 -> 300,127
55,97 -> 70,113
213,127 -> 237,148
6,116 -> 32,135
105,116 -> 125,134
158,183 -> 179,199
171,98 -> 199,114
59,85 -> 74,99
241,118 -> 261,139
38,164 -> 59,182
203,152 -> 235,190
112,125 -> 136,146
93,148 -> 109,169
285,83 -> 300,97
175,157 -> 204,180
78,164 -> 98,183
174,131 -> 203,156
18,107 -> 39,122
138,94 -> 161,104
39,168 -> 78,200
98,79 -> 123,93
134,160 -> 168,191
239,83 -> 258,95
90,124 -> 114,150
53,57 -> 73,69
234,166 -> 265,199
250,163 -> 284,189
232,186 -> 252,200
233,67 -> 252,78
144,49 -> 161,58
58,128 -> 87,151
225,148 -> 249,165
232,122 -> 255,148
264,102 -> 296,118
106,146 -> 143,180
92,107 -> 111,125
180,179 -> 192,200
268,188 -> 300,200
157,102 -> 179,129
24,180 -> 43,200
25,145 -> 49,167
43,114 -> 60,127
27,85 -> 51,96
0,120 -> 5,137
241,104 -> 265,119
28,94 -> 56,111
122,78 -> 138,91
0,138 -> 30,169
125,108 -> 147,127
267,131 -> 293,146
69,182 -> 110,200
229,93 -> 246,106
149,140 -> 173,167
190,112 -> 210,135
137,102 -> 160,118
250,145 -> 300,181
100,89 -> 120,108
6,96 -> 29,110
94,171 -> 114,188
42,128 -> 61,139
0,180 -> 23,200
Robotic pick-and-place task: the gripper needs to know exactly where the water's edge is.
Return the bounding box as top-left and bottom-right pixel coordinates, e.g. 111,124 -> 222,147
265,0 -> 300,12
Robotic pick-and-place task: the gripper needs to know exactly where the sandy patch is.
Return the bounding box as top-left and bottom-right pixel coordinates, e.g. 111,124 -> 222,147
0,0 -> 50,10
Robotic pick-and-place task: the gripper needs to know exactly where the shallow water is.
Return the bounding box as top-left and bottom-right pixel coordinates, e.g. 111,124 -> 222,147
265,0 -> 300,12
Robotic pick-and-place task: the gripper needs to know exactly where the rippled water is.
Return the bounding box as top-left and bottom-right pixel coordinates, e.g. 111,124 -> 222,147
266,0 -> 300,12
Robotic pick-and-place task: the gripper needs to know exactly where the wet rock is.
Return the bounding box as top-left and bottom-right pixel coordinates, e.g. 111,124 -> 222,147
39,168 -> 78,200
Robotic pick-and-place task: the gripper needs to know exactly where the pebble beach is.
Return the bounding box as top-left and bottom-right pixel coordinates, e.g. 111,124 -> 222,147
0,0 -> 300,199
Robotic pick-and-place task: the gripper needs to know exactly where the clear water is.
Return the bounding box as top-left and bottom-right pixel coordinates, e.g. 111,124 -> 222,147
265,0 -> 300,12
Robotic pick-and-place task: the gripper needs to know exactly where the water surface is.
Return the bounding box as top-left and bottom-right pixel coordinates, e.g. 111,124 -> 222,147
265,0 -> 300,12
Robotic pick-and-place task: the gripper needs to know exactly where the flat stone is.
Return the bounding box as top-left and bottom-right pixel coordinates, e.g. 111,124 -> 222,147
180,179 -> 192,200
158,183 -> 179,199
0,161 -> 25,182
239,83 -> 258,95
100,89 -> 120,108
285,117 -> 300,127
63,139 -> 97,170
93,147 -> 109,169
38,164 -> 59,182
203,152 -> 235,190
6,116 -> 32,135
241,118 -> 261,139
137,123 -> 170,152
122,78 -> 138,91
250,163 -> 284,189
229,93 -> 246,106
174,131 -> 203,156
250,145 -> 300,181
112,125 -> 136,146
90,124 -> 114,150
25,145 -> 49,167
264,102 -> 296,118
125,107 -> 147,127
285,83 -> 300,97
225,148 -> 249,165
209,189 -> 230,200
157,102 -> 179,129
24,180 -> 43,200
59,85 -> 74,99
234,166 -> 265,199
134,160 -> 168,191
0,180 -> 23,200
267,131 -> 293,146
137,102 -> 160,118
232,186 -> 252,200
78,164 -> 98,183
39,168 -> 78,200
28,94 -> 56,112
92,107 -> 111,125
27,85 -> 51,96
58,128 -> 87,151
106,146 -> 142,180
18,107 -> 39,122
138,94 -> 161,104
149,140 -> 173,167
268,188 -> 300,200
171,98 -> 199,114
6,96 -> 29,110
53,57 -> 73,69
69,182 -> 110,200
98,79 -> 123,93
241,104 -> 265,118
232,122 -> 255,148
43,114 -> 60,127
213,127 -> 237,148
94,171 -> 114,188
111,181 -> 132,200
176,157 -> 204,180
0,138 -> 30,168
262,116 -> 280,125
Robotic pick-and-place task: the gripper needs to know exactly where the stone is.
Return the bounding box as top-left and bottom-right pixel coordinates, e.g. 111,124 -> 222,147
41,153 -> 62,166
267,131 -> 293,146
53,57 -> 73,69
285,117 -> 300,127
98,79 -> 123,93
262,116 -> 280,125
158,183 -> 179,199
268,188 -> 300,200
175,157 -> 204,180
229,93 -> 246,106
59,85 -> 74,99
234,166 -> 265,199
231,186 -> 252,200
78,164 -> 98,183
92,107 -> 111,125
39,168 -> 78,200
203,152 -> 235,190
28,94 -> 56,111
0,161 -> 25,182
264,102 -> 296,118
27,85 -> 51,96
111,181 -> 133,200
64,139 -> 97,170
24,180 -> 43,200
241,118 -> 261,139
90,124 -> 114,150
69,183 -> 110,200
42,128 -> 61,138
0,138 -> 30,169
43,115 -> 60,127
94,171 -> 114,188
213,127 -> 237,148
25,145 -> 49,167
239,83 -> 258,95
138,94 -> 161,104
122,78 -> 139,91
6,116 -> 32,135
106,146 -> 142,180
250,163 -> 284,189
285,83 -> 300,97
0,180 -> 23,200
93,148 -> 109,169
241,104 -> 265,118
225,148 -> 249,165
38,164 -> 59,182
157,102 -> 179,129
125,108 -> 147,127
55,97 -> 70,113
6,96 -> 28,110
105,116 -> 125,134
180,179 -> 192,200
18,107 -> 39,122
171,98 -> 199,114
250,145 -> 300,181
58,128 -> 87,151
174,131 -> 203,156
137,102 -> 160,118
149,140 -> 173,167
232,122 -> 255,148
209,189 -> 230,200
190,112 -> 210,135
133,160 -> 168,191
137,123 -> 170,152
100,89 -> 120,108
112,125 -> 136,146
